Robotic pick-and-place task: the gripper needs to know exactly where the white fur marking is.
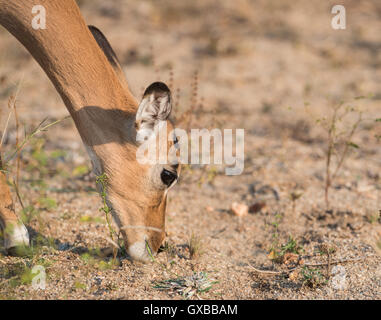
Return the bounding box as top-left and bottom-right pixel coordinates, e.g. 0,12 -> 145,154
4,224 -> 30,249
127,241 -> 151,263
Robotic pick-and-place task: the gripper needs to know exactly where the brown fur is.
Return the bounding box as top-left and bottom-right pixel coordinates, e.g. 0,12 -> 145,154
0,0 -> 179,261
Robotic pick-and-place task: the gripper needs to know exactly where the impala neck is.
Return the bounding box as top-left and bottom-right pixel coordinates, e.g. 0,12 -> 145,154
0,0 -> 138,147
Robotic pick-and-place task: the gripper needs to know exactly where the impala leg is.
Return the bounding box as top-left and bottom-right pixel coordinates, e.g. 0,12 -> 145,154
0,170 -> 29,253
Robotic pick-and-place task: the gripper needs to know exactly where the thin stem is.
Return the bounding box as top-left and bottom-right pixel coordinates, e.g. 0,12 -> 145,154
325,106 -> 338,208
95,173 -> 119,244
12,179 -> 25,212
3,116 -> 70,165
14,100 -> 21,186
331,112 -> 363,182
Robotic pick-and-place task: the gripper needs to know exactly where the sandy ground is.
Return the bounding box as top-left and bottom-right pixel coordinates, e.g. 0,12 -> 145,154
0,0 -> 380,299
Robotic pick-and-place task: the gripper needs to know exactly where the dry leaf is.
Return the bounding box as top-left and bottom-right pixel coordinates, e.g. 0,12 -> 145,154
249,201 -> 266,213
289,270 -> 299,282
283,252 -> 299,265
205,206 -> 214,213
267,250 -> 277,260
231,202 -> 248,217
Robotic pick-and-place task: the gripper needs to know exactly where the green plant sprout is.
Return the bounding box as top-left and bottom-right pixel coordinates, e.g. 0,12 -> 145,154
310,96 -> 377,209
95,173 -> 118,243
268,213 -> 283,260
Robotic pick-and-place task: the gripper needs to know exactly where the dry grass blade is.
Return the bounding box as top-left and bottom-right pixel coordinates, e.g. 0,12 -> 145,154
12,178 -> 25,211
187,233 -> 203,259
248,264 -> 284,275
0,74 -> 24,148
0,105 -> 12,149
153,272 -> 217,299
3,115 -> 70,165
13,98 -> 21,185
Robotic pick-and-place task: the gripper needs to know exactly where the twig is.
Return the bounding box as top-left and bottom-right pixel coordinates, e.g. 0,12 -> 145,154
327,252 -> 331,278
103,236 -> 120,250
211,227 -> 227,239
3,115 -> 70,164
0,106 -> 12,148
324,104 -> 340,208
331,112 -> 363,182
304,256 -> 366,267
323,100 -> 364,209
13,99 -> 21,186
248,256 -> 368,275
248,264 -> 283,275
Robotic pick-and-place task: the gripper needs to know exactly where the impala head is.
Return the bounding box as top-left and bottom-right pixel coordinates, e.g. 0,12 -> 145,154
88,35 -> 181,263
119,82 -> 181,262
81,26 -> 181,262
0,1 -> 181,261
92,82 -> 180,262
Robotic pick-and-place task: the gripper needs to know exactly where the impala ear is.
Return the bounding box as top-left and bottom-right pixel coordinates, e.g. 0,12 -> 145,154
88,25 -> 129,90
135,82 -> 172,141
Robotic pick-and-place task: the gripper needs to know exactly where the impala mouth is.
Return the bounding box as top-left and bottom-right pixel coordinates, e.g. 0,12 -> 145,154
122,226 -> 165,262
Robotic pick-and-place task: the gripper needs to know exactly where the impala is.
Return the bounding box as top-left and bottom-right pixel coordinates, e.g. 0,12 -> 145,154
0,0 -> 180,262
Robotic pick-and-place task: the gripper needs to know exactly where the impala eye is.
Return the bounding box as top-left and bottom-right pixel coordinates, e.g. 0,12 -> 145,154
161,169 -> 177,186
173,136 -> 179,149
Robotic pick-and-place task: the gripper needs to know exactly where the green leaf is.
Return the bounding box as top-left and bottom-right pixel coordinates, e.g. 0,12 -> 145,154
32,150 -> 48,166
74,281 -> 87,290
38,197 -> 57,210
80,215 -> 105,224
50,150 -> 66,159
80,215 -> 92,222
72,165 -> 89,176
347,142 -> 359,149
20,268 -> 34,285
